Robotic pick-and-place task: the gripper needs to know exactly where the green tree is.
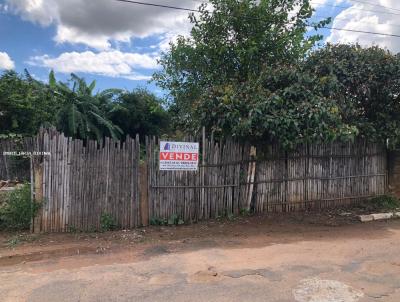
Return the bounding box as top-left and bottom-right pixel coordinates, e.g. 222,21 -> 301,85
196,65 -> 357,149
154,0 -> 329,132
304,44 -> 400,147
0,70 -> 55,135
108,89 -> 170,140
0,70 -> 169,141
49,72 -> 123,140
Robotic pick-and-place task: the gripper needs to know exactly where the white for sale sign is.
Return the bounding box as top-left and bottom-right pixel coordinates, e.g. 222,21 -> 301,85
159,141 -> 199,171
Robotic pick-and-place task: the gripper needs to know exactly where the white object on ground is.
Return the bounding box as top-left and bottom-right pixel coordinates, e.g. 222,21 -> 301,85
293,277 -> 364,302
359,212 -> 397,222
371,213 -> 393,220
359,215 -> 374,222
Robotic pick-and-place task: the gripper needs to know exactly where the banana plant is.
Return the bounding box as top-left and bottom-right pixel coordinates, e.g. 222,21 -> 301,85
49,71 -> 122,140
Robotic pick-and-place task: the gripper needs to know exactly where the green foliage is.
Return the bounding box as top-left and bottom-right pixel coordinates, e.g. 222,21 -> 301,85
154,0 -> 329,132
100,213 -> 116,231
216,211 -> 236,221
368,195 -> 400,211
0,133 -> 23,139
150,217 -> 167,226
0,184 -> 39,230
154,0 -> 400,148
107,89 -> 171,140
196,65 -> 357,148
168,214 -> 178,225
168,214 -> 185,225
0,70 -> 56,136
227,213 -> 235,221
6,236 -> 21,248
5,234 -> 38,248
67,225 -> 79,233
239,208 -> 250,216
304,44 -> 400,148
150,215 -> 184,226
0,69 -> 170,141
50,73 -> 123,140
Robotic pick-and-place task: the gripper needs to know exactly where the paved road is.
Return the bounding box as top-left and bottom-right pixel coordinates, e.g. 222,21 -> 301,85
1,220 -> 400,301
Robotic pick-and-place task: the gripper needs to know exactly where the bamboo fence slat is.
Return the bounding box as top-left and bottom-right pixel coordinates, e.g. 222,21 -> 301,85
0,130 -> 389,232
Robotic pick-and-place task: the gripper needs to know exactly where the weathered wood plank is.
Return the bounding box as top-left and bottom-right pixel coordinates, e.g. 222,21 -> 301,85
3,129 -> 386,232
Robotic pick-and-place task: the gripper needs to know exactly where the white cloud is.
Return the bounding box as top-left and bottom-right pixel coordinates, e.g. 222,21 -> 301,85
311,0 -> 347,9
28,50 -> 159,81
0,52 -> 15,69
6,0 -> 195,50
323,0 -> 400,53
0,3 -> 9,12
157,32 -> 182,53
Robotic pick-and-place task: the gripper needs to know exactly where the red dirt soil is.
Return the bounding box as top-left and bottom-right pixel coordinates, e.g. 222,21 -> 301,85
0,210 -> 385,270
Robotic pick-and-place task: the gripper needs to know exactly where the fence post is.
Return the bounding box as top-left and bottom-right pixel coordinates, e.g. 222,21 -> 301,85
140,163 -> 149,226
29,156 -> 34,233
201,127 -> 206,219
388,150 -> 400,198
32,163 -> 43,233
246,146 -> 257,210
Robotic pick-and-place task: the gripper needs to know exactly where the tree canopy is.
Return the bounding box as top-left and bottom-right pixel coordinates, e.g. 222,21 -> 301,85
0,71 -> 170,140
154,0 -> 346,146
155,0 -> 400,148
107,89 -> 170,140
2,0 -> 400,148
49,71 -> 123,140
304,44 -> 400,147
196,64 -> 357,148
0,70 -> 56,136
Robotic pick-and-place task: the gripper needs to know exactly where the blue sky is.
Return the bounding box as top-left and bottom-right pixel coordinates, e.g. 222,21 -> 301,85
0,0 -> 399,94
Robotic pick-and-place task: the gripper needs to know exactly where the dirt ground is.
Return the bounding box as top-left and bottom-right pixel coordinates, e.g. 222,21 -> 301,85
0,211 -> 400,301
0,211 -> 360,267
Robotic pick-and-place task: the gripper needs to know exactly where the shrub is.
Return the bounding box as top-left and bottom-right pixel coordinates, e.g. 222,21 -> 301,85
239,208 -> 250,216
150,215 -> 184,226
227,213 -> 235,221
368,195 -> 400,210
0,184 -> 39,230
100,213 -> 116,231
150,217 -> 166,226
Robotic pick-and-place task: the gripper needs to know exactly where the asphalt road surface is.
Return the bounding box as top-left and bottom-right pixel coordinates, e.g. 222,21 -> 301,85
0,219 -> 400,301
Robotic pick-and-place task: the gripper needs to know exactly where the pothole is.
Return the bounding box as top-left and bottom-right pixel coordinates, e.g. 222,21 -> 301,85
187,266 -> 222,283
293,277 -> 364,302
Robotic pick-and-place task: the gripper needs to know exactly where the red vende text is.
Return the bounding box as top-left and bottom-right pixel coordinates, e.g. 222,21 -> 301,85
160,152 -> 198,161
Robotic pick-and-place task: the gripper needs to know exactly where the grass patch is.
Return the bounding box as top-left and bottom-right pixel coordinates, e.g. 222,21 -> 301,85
359,195 -> 400,212
150,214 -> 184,226
100,213 -> 117,232
239,208 -> 251,216
6,236 -> 22,248
5,233 -> 39,248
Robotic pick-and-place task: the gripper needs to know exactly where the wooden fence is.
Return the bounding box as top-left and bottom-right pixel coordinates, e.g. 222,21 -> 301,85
147,138 -> 387,222
147,137 -> 252,221
0,138 -> 33,181
0,130 -> 388,232
32,130 -> 140,232
252,142 -> 387,212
